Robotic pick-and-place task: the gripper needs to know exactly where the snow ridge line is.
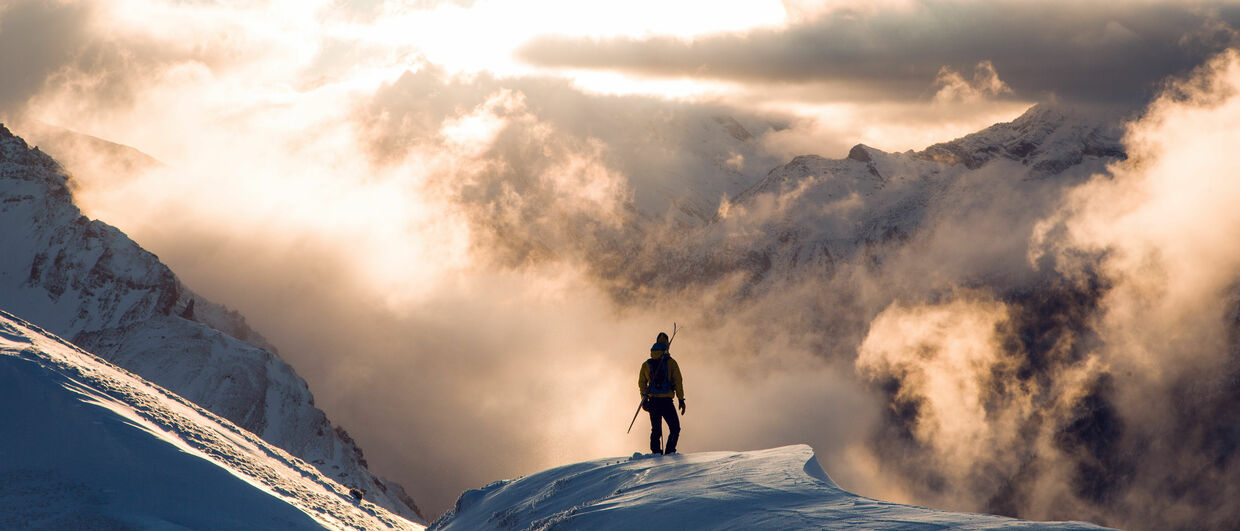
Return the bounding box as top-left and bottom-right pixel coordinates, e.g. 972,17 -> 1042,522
0,309 -> 418,531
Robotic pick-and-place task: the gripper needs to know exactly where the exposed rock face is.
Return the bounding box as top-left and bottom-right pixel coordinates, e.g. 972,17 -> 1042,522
0,124 -> 423,522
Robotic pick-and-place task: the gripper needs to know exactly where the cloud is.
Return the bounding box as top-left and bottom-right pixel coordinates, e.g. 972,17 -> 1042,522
1,1 -> 873,516
855,295 -> 1053,505
1035,47 -> 1240,413
932,60 -> 1012,103
517,1 -> 1240,105
0,1 -> 93,116
9,1 -> 1240,526
1035,48 -> 1240,384
847,49 -> 1240,529
1031,49 -> 1240,528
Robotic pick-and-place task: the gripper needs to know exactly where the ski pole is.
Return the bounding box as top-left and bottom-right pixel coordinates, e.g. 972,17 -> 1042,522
626,401 -> 643,433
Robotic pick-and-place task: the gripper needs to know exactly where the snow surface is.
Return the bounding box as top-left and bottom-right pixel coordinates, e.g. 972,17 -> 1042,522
0,309 -> 421,530
432,445 -> 1112,530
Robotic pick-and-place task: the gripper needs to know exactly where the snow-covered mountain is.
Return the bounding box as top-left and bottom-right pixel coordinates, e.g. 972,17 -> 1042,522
624,104 -> 1128,295
432,445 -> 1111,530
0,309 -> 418,530
918,104 -> 1127,174
0,124 -> 423,522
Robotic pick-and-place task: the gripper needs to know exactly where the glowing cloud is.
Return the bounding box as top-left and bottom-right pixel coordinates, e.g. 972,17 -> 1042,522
932,60 -> 1013,103
6,1 -> 1240,525
1036,48 -> 1240,393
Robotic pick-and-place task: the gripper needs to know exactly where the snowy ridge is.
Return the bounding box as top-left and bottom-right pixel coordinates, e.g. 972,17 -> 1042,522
0,124 -> 423,522
917,104 -> 1126,174
431,445 -> 1111,530
0,309 -> 420,530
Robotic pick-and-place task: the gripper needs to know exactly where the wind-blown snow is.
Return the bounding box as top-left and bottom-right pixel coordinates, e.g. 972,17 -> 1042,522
431,445 -> 1111,530
0,309 -> 421,531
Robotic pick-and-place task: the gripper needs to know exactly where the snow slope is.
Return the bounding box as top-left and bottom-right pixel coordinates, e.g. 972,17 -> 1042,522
432,445 -> 1111,530
0,309 -> 421,530
0,123 -> 423,521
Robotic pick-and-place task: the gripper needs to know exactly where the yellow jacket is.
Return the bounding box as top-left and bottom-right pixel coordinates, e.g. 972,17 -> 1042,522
639,349 -> 684,399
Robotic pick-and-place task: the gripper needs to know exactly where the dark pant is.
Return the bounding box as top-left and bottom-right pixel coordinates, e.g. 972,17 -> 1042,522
648,396 -> 680,454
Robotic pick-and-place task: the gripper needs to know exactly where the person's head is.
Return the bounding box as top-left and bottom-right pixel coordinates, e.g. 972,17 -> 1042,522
656,332 -> 669,343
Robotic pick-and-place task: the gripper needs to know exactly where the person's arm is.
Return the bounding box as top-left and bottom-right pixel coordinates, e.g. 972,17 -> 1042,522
671,359 -> 685,400
671,359 -> 686,414
638,362 -> 649,399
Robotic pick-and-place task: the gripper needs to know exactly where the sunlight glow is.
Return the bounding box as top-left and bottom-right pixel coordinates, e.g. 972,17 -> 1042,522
753,99 -> 1033,156
331,0 -> 791,77
557,69 -> 742,100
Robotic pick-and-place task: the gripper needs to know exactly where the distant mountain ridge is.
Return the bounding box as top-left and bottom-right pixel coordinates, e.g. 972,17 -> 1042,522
0,124 -> 423,522
610,103 -> 1128,299
917,104 -> 1127,173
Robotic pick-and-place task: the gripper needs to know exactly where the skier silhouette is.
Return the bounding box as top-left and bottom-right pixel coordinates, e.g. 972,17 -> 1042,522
638,332 -> 685,454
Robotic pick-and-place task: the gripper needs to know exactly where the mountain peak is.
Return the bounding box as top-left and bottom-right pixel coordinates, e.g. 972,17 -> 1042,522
916,103 -> 1126,171
0,122 -> 63,176
847,143 -> 876,162
1011,101 -> 1065,123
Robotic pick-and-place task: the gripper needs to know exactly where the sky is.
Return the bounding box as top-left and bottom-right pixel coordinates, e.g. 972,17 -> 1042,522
2,0 -> 1240,523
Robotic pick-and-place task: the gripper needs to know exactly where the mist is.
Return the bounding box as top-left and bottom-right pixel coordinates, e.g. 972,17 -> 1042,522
4,1 -> 1240,527
0,0 -> 890,514
840,50 -> 1240,529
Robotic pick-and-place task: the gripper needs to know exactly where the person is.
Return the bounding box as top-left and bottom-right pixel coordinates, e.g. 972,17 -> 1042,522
638,331 -> 685,455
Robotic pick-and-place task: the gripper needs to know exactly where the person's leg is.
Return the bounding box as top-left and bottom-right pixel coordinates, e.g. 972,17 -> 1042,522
664,404 -> 681,454
648,403 -> 663,454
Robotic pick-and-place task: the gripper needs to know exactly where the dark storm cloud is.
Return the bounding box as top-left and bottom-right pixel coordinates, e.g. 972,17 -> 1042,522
517,1 -> 1240,104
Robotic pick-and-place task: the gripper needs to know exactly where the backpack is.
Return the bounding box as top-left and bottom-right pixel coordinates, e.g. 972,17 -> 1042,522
646,355 -> 674,395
